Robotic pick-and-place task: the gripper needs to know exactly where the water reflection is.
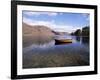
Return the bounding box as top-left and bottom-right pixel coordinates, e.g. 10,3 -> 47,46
23,35 -> 89,53
71,36 -> 89,44
23,35 -> 89,68
23,41 -> 55,53
82,37 -> 89,44
76,36 -> 80,42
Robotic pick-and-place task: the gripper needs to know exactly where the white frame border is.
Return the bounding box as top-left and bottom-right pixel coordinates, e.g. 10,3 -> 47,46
17,5 -> 95,75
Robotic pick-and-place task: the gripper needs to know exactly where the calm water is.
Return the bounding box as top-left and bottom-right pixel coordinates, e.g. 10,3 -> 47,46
23,35 -> 89,68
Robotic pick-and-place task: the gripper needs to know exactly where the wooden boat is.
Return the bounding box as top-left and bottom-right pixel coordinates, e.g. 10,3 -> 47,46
55,39 -> 72,43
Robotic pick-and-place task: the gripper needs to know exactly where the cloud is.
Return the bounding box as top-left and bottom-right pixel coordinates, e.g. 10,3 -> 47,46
23,11 -> 58,16
23,17 -> 80,33
81,13 -> 90,21
23,17 -> 55,28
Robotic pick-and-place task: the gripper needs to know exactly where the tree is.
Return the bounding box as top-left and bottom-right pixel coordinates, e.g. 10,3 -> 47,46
74,29 -> 81,36
82,26 -> 89,37
70,26 -> 89,37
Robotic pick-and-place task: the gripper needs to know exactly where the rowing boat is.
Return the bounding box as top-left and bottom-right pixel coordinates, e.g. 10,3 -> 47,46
55,39 -> 72,43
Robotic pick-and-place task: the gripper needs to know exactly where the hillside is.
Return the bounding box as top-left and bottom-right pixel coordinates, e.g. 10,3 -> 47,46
23,23 -> 55,37
23,23 -> 55,47
52,30 -> 69,35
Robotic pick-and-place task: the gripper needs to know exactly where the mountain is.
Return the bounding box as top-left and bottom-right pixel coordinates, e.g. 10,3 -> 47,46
23,23 -> 55,37
52,30 -> 69,35
23,23 -> 55,47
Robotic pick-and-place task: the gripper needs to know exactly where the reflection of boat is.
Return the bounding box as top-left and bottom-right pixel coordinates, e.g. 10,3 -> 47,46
55,39 -> 72,44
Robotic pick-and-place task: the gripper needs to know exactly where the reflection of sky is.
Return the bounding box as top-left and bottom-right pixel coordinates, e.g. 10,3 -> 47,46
23,40 -> 55,53
22,11 -> 90,33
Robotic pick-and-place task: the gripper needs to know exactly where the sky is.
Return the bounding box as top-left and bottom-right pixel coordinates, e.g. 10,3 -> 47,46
22,11 -> 90,33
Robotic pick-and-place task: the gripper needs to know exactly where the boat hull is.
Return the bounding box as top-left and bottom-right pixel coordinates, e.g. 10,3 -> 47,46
55,39 -> 72,44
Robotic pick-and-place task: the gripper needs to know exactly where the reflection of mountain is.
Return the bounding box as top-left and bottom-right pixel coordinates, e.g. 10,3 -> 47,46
23,23 -> 55,47
23,23 -> 73,47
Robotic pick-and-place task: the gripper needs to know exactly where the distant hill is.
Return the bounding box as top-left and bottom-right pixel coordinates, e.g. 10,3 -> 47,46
52,31 -> 69,35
